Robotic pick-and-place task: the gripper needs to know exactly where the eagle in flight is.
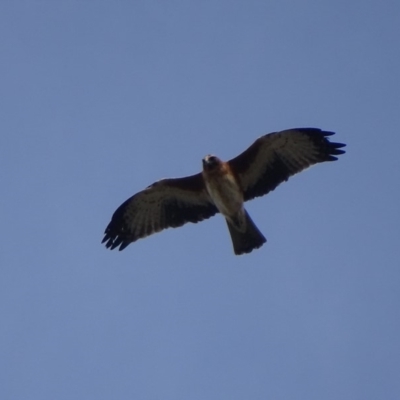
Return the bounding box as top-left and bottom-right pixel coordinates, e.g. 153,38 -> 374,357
102,128 -> 345,255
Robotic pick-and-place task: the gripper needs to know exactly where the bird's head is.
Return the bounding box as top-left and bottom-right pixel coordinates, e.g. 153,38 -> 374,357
202,155 -> 222,171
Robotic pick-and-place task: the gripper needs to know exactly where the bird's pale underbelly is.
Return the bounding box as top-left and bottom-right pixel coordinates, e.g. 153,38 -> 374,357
205,173 -> 243,217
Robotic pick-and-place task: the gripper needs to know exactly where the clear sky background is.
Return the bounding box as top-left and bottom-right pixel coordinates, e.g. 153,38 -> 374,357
1,1 -> 399,399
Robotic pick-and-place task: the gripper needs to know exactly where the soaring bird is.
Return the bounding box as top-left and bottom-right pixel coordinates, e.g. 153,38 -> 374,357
102,128 -> 345,255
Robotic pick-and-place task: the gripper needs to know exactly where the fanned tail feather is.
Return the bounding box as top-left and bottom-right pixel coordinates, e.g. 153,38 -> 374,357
226,209 -> 266,255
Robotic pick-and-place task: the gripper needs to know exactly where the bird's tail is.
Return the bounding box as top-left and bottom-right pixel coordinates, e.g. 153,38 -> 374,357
226,209 -> 266,255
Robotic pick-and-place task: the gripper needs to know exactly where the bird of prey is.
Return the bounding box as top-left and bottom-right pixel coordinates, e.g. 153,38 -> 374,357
102,128 -> 345,255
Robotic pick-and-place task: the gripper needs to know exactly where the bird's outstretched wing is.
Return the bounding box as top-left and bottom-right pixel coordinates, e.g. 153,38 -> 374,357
228,128 -> 346,201
102,173 -> 218,250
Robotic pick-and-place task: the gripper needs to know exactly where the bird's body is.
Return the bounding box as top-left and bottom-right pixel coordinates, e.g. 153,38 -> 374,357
102,128 -> 346,255
202,157 -> 243,217
201,155 -> 266,254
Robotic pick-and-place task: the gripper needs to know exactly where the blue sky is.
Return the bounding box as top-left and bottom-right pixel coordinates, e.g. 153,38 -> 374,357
1,1 -> 400,399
